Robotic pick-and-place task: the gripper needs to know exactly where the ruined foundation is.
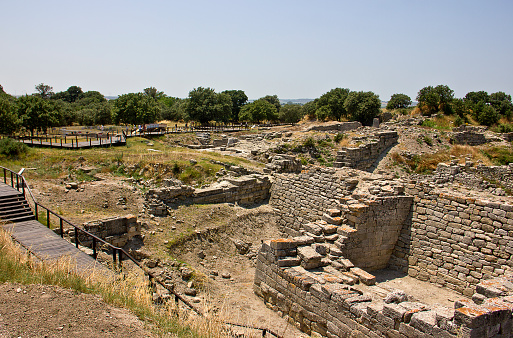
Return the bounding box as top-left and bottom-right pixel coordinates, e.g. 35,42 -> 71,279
256,165 -> 513,337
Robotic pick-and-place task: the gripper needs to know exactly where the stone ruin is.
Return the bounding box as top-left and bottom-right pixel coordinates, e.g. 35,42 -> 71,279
76,214 -> 141,248
144,174 -> 271,216
254,165 -> 513,337
333,131 -> 398,170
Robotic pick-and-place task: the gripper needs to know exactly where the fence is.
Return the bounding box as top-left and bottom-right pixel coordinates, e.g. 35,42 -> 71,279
0,166 -> 281,337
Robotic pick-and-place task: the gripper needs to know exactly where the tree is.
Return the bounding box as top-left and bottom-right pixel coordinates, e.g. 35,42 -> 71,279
222,90 -> 248,122
113,93 -> 160,125
464,91 -> 489,105
477,105 -> 499,126
67,86 -> 83,102
184,87 -> 232,124
261,95 -> 281,112
0,97 -> 20,134
386,93 -> 411,110
239,99 -> 277,123
344,91 -> 381,125
489,91 -> 513,117
17,95 -> 57,135
279,102 -> 303,123
302,100 -> 317,119
35,83 -> 54,99
143,87 -> 165,101
316,88 -> 350,121
416,85 -> 454,115
0,84 -> 4,94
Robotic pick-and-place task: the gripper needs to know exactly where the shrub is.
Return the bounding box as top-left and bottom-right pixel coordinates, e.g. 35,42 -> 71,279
334,133 -> 346,143
0,138 -> 29,157
477,106 -> 500,126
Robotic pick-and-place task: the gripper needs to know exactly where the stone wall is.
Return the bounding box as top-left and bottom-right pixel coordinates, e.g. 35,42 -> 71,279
254,237 -> 513,337
389,181 -> 513,296
305,121 -> 362,132
269,167 -> 349,236
145,174 -> 271,216
79,214 -> 140,248
339,196 -> 413,271
333,131 -> 398,170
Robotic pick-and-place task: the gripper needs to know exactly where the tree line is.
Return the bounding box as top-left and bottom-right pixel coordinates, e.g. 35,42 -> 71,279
0,82 -> 511,136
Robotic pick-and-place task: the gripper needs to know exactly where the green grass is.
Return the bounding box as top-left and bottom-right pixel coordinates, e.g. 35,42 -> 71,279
482,146 -> 513,165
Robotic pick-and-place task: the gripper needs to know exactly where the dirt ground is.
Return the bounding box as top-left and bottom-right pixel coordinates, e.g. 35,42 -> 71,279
0,282 -> 155,338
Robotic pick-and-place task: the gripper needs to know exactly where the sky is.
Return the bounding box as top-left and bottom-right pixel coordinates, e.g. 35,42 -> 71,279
2,0 -> 513,101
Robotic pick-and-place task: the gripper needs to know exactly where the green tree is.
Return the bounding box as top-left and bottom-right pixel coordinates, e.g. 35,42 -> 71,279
416,85 -> 454,115
302,100 -> 317,119
261,95 -> 281,112
52,85 -> 84,103
315,105 -> 331,122
143,87 -> 165,101
239,99 -> 277,123
222,90 -> 248,122
279,102 -> 303,123
489,91 -> 513,117
464,91 -> 489,105
386,93 -> 411,110
184,87 -> 232,124
35,83 -> 54,99
17,95 -> 57,135
113,93 -> 160,125
316,88 -> 350,121
159,97 -> 185,121
344,91 -> 381,125
0,96 -> 20,134
477,105 -> 499,126
0,84 -> 4,94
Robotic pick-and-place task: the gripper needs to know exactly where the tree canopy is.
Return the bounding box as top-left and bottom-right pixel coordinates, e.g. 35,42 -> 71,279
184,87 -> 232,124
239,99 -> 277,123
222,90 -> 248,122
416,85 -> 454,115
316,88 -> 350,121
344,91 -> 381,125
386,93 -> 412,110
279,102 -> 304,123
35,83 -> 54,99
113,92 -> 160,125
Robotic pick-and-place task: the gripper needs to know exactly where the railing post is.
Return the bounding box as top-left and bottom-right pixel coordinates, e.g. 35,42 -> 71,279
16,175 -> 19,192
46,209 -> 50,228
112,248 -> 117,265
59,218 -> 63,238
10,172 -> 14,187
3,168 -> 6,183
35,204 -> 38,221
75,228 -> 79,248
118,250 -> 122,269
92,238 -> 97,259
262,329 -> 267,337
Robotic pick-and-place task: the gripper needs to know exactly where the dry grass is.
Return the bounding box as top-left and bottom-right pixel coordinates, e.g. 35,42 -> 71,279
391,145 -> 493,174
0,226 -> 231,337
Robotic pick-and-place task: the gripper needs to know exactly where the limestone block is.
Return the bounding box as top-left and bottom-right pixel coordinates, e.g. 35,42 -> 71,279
270,238 -> 297,250
350,267 -> 376,286
298,246 -> 322,269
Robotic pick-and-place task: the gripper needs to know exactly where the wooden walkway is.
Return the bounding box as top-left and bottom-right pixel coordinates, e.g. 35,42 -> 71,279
19,136 -> 126,149
0,183 -> 111,277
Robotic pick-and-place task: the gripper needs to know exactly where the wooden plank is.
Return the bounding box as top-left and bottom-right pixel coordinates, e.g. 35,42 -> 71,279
1,219 -> 112,276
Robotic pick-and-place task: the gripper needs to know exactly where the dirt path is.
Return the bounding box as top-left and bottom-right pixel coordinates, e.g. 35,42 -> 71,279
0,282 -> 155,338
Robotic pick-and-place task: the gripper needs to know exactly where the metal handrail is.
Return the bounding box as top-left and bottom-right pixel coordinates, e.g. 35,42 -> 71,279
0,165 -> 281,337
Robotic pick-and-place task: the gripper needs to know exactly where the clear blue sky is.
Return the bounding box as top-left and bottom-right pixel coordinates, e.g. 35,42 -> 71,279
2,0 -> 512,101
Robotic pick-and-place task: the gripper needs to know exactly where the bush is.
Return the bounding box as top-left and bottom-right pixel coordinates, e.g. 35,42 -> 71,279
0,138 -> 29,157
494,123 -> 513,133
477,105 -> 500,126
334,133 -> 346,143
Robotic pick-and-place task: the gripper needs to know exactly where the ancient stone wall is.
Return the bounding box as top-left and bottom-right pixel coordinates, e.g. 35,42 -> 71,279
305,121 -> 362,132
389,181 -> 513,296
145,174 -> 271,216
269,167 -> 348,236
254,238 -> 513,337
333,131 -> 398,170
79,214 -> 140,248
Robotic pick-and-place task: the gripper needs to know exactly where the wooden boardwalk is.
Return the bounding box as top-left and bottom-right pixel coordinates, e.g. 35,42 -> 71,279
0,183 -> 111,277
19,135 -> 126,149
